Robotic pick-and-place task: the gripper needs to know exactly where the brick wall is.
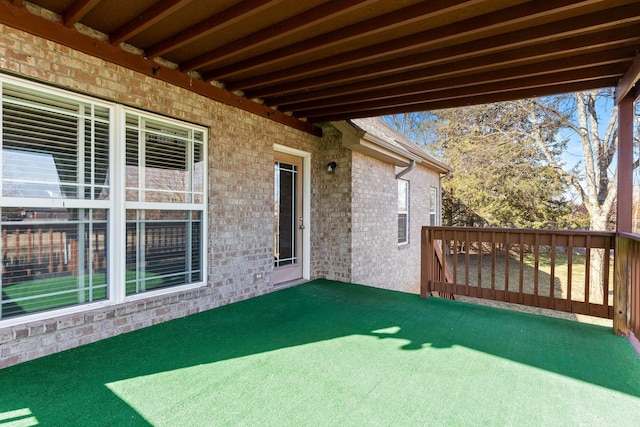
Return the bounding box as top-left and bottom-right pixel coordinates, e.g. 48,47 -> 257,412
311,125 -> 353,282
350,152 -> 441,294
0,24 -> 329,368
0,23 -> 441,368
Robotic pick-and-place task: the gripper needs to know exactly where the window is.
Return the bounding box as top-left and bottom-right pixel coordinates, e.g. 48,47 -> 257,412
398,179 -> 409,244
430,187 -> 438,226
0,75 -> 206,321
124,113 -> 205,295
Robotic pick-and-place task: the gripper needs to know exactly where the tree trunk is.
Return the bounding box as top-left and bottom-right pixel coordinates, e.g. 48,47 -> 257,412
588,213 -> 608,305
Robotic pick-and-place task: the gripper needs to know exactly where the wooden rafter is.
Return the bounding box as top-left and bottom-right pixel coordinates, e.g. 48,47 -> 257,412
201,0 -> 478,82
229,2 -> 640,92
63,0 -> 101,27
308,78 -> 616,123
144,0 -> 284,60
1,0 -> 638,128
249,22 -> 640,100
179,0 -> 379,73
277,51 -> 635,113
215,0 -> 606,84
271,45 -> 638,108
110,0 -> 195,46
0,1 -> 320,136
295,65 -> 626,119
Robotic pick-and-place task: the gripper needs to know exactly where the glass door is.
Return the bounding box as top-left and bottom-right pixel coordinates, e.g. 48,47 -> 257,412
274,152 -> 303,283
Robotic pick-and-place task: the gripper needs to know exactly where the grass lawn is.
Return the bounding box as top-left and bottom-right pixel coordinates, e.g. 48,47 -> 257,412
1,280 -> 639,426
448,252 -> 614,305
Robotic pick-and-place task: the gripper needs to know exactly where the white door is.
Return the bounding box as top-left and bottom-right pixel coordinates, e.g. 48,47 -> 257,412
273,152 -> 303,283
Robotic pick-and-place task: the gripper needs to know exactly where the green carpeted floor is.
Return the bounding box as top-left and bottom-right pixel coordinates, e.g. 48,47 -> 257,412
1,279 -> 639,426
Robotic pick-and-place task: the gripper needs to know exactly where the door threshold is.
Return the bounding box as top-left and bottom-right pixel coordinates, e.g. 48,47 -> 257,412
273,278 -> 308,289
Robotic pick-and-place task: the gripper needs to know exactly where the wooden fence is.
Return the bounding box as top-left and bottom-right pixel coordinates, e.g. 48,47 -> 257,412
615,233 -> 640,340
421,226 -> 615,319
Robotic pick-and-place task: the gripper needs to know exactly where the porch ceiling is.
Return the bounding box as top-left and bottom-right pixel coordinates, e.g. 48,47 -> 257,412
2,0 -> 640,135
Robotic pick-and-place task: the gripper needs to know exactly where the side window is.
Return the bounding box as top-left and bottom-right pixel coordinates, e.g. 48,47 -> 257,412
398,179 -> 409,244
430,187 -> 438,226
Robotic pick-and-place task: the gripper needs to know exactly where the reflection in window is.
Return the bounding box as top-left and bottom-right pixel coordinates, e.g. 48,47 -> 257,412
124,112 -> 205,296
0,208 -> 108,318
2,83 -> 110,200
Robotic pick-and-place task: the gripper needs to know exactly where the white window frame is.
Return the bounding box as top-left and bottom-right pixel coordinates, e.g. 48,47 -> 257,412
0,74 -> 207,327
398,179 -> 409,245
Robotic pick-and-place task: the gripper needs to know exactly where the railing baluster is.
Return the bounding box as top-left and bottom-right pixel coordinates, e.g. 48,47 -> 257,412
2,229 -> 7,275
504,231 -> 510,302
26,228 -> 32,276
533,232 -> 540,307
585,234 -> 592,307
421,226 -> 615,320
550,233 -> 556,308
477,233 -> 482,296
48,229 -> 54,273
519,232 -> 524,304
465,230 -> 470,296
38,229 -> 43,275
490,231 -> 496,299
452,229 -> 458,287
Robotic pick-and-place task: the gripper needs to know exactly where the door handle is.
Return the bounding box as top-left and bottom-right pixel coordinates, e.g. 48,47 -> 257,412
299,216 -> 305,229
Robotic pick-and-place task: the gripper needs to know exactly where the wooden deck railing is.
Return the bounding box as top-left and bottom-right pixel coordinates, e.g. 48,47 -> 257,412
421,226 -> 615,319
615,233 -> 640,340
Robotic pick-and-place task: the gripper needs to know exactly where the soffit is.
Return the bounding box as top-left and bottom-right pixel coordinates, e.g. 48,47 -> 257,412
1,0 -> 639,135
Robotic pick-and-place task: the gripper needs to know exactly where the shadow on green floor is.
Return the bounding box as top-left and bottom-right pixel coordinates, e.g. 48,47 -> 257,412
1,279 -> 639,426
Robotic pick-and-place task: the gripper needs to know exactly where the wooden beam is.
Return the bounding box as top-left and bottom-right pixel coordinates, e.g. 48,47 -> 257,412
63,0 -> 101,27
179,0 -> 378,72
615,53 -> 640,103
227,2 -> 640,91
110,0 -> 195,46
0,2 -> 321,136
249,24 -> 640,99
614,235 -> 630,335
617,97 -> 635,233
270,46 -> 637,108
201,0 -> 477,81
307,78 -> 616,122
144,0 -> 282,59
258,0 -> 612,86
296,66 -> 624,118
277,52 -> 633,112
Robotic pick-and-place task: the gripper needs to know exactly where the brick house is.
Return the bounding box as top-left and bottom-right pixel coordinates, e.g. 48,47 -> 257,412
0,26 -> 448,367
1,0 -> 637,368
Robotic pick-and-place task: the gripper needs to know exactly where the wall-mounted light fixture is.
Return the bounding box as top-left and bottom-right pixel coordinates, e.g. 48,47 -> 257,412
326,161 -> 337,174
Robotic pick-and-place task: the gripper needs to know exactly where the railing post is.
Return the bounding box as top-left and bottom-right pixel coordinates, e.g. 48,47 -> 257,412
614,234 -> 630,336
421,226 -> 431,298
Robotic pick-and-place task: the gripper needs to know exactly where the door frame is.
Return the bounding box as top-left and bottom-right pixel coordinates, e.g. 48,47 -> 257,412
274,144 -> 311,282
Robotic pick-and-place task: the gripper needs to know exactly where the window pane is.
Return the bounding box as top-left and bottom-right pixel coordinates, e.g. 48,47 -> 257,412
125,210 -> 202,295
2,84 -> 110,200
398,180 -> 408,212
398,214 -> 408,244
125,114 -> 204,203
430,187 -> 437,226
0,208 -> 108,319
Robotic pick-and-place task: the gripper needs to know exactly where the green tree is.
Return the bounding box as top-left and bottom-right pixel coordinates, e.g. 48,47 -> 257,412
388,100 -> 575,229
